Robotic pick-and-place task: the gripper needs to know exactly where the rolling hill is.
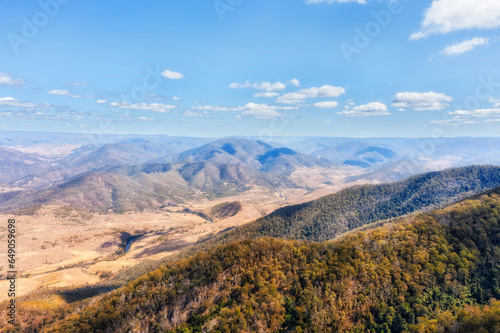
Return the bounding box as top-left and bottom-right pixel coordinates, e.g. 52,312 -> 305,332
0,147 -> 51,185
25,182 -> 500,332
161,138 -> 334,176
311,142 -> 399,169
0,138 -> 341,213
10,141 -> 202,189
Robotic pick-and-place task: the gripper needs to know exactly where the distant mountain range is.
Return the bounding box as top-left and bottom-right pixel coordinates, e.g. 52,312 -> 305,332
2,132 -> 500,214
0,138 -> 333,212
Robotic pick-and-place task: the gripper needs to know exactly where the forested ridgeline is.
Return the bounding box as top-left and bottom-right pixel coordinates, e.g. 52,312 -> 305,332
27,184 -> 500,332
192,165 -> 500,250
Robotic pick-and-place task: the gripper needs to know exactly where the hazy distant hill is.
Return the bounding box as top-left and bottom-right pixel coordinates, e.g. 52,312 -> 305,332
0,130 -> 212,149
311,142 -> 398,169
0,166 -> 196,213
3,135 -> 500,215
0,147 -> 51,185
37,184 -> 500,332
0,140 -> 313,212
10,140 -> 207,189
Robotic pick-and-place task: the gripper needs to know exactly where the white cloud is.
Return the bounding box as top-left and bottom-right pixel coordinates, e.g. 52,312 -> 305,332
193,105 -> 239,112
429,119 -> 479,125
313,101 -> 339,108
449,108 -> 500,118
240,103 -> 287,119
0,72 -> 24,86
108,102 -> 177,113
183,110 -> 204,117
194,103 -> 297,119
230,81 -> 286,91
49,90 -> 83,98
0,97 -> 37,108
411,0 -> 500,39
161,70 -> 184,79
441,37 -> 489,56
338,102 -> 389,117
96,99 -> 107,104
277,85 -> 346,104
173,96 -> 181,101
254,92 -> 280,98
392,92 -> 453,111
289,78 -> 301,87
137,117 -> 156,121
490,97 -> 500,107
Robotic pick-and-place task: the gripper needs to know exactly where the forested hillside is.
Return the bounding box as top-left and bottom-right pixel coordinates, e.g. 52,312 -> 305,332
20,183 -> 500,332
200,165 -> 500,246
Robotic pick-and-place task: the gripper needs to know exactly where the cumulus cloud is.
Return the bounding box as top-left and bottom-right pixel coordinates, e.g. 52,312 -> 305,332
411,0 -> 500,39
289,78 -> 301,87
441,37 -> 489,56
313,101 -> 339,108
490,97 -> 500,107
161,70 -> 185,79
338,102 -> 389,117
230,81 -> 286,92
392,92 -> 453,111
183,110 -> 204,118
241,103 -> 284,119
108,102 -> 177,113
0,72 -> 24,86
276,85 -> 346,104
193,105 -> 240,112
96,99 -> 107,104
429,119 -> 479,126
254,92 -> 280,98
0,97 -> 37,108
448,108 -> 500,118
193,103 -> 297,119
49,90 -> 83,98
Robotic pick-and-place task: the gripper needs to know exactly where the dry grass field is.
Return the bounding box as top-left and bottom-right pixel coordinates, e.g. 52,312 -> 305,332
0,173 -> 368,302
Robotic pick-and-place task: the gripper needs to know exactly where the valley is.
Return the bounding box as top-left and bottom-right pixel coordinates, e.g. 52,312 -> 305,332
2,133 -> 500,331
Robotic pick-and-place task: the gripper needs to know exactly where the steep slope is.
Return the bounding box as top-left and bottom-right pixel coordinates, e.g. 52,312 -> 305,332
12,141 -> 188,189
258,147 -> 333,175
32,184 -> 500,332
0,165 -> 195,213
0,156 -> 291,213
199,165 -> 500,245
176,160 -> 285,197
160,138 -> 272,167
0,147 -> 50,185
161,138 -> 335,175
347,158 -> 432,183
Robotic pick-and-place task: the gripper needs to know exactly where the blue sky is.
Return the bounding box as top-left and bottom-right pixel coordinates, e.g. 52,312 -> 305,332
1,0 -> 500,137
